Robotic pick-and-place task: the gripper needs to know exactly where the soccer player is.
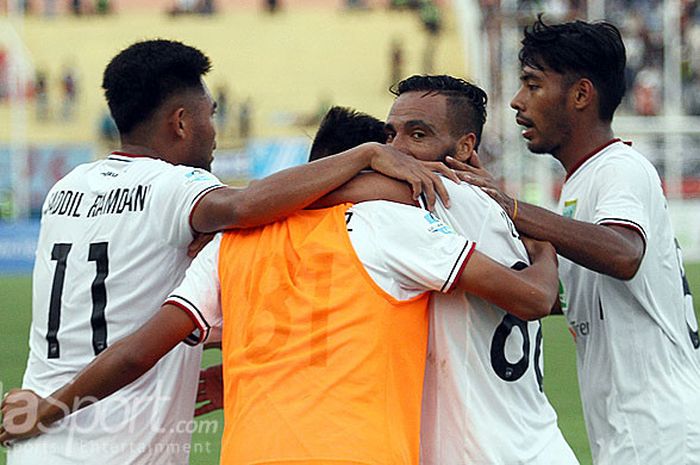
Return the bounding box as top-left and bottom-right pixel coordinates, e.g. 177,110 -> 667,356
193,105 -> 390,418
314,78 -> 578,464
456,17 -> 700,464
0,184 -> 560,464
1,39 -> 457,465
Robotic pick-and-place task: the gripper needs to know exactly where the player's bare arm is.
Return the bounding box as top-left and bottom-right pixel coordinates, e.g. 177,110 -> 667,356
317,172 -> 559,320
0,304 -> 195,444
455,236 -> 559,320
447,156 -> 645,280
311,172 -> 417,209
191,142 -> 459,232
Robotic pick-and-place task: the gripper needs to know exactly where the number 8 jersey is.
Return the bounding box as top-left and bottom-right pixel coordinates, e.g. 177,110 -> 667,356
420,179 -> 578,465
13,152 -> 224,465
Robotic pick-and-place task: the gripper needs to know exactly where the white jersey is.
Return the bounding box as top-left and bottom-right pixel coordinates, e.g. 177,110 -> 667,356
9,152 -> 224,465
421,179 -> 578,465
558,139 -> 700,465
170,200 -> 475,337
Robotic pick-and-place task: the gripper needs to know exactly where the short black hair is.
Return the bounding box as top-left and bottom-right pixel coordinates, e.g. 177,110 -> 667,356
309,106 -> 387,161
519,15 -> 626,121
102,39 -> 212,134
391,74 -> 487,149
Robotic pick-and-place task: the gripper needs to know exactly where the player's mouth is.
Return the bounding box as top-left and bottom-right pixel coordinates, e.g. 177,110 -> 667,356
516,115 -> 535,139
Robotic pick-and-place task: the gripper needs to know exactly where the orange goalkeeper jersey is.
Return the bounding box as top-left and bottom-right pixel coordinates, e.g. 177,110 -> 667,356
217,204 -> 430,465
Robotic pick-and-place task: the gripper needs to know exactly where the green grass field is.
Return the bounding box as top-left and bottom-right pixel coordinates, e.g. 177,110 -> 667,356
1,264 -> 700,465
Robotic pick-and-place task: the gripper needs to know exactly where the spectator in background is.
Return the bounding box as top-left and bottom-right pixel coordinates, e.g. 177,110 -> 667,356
43,0 -> 57,16
95,0 -> 111,15
34,70 -> 49,121
420,1 -> 441,73
168,0 -> 195,15
215,85 -> 229,138
420,1 -> 440,35
60,64 -> 77,121
389,38 -> 404,88
345,0 -> 368,9
70,0 -> 82,15
0,49 -> 8,100
633,66 -> 662,115
264,0 -> 279,14
17,0 -> 32,14
239,97 -> 252,139
199,0 -> 215,14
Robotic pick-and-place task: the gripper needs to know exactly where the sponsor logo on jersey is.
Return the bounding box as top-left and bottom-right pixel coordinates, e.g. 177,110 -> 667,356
568,319 -> 590,341
563,199 -> 577,219
424,212 -> 454,235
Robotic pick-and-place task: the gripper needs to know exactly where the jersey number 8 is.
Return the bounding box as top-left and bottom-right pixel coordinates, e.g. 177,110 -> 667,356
489,261 -> 545,392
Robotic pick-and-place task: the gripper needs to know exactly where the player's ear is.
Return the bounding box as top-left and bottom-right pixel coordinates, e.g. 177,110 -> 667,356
454,133 -> 476,162
572,78 -> 595,111
169,107 -> 187,139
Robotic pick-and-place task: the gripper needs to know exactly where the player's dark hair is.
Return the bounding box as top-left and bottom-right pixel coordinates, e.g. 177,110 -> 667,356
519,15 -> 626,121
391,74 -> 487,149
309,106 -> 387,161
102,39 -> 212,134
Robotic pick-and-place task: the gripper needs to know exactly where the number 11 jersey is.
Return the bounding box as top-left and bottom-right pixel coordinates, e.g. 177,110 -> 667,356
15,152 -> 223,465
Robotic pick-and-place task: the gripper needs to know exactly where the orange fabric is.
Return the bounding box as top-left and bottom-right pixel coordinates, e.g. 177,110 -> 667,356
217,204 -> 429,465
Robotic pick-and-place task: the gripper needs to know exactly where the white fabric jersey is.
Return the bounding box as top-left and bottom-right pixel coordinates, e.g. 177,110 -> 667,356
9,152 -> 224,465
167,200 -> 474,345
420,179 -> 577,465
558,139 -> 700,465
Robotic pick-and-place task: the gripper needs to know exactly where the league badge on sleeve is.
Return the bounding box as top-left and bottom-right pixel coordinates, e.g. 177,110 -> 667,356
423,212 -> 454,235
185,169 -> 216,184
563,199 -> 578,219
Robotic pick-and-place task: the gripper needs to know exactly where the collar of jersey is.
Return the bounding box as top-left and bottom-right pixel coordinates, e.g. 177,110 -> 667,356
565,138 -> 631,182
108,151 -> 158,161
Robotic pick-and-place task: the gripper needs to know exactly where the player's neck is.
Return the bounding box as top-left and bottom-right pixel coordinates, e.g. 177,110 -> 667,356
559,122 -> 614,175
117,143 -> 164,161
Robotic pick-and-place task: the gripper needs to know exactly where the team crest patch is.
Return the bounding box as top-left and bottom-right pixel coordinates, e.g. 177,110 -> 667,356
563,199 -> 577,219
558,279 -> 568,312
424,212 -> 454,235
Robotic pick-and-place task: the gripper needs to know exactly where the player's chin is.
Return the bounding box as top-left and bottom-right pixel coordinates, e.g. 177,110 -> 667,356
525,139 -> 550,155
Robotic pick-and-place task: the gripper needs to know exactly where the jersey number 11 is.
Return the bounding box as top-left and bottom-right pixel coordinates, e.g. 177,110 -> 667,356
47,242 -> 109,359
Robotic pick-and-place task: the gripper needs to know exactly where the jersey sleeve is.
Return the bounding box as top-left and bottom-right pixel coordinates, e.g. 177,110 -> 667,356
165,234 -> 223,346
591,156 -> 650,244
158,166 -> 226,247
348,201 -> 475,297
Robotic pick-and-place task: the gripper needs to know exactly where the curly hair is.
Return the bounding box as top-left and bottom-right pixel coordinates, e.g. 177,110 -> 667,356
102,39 -> 212,134
391,74 -> 487,149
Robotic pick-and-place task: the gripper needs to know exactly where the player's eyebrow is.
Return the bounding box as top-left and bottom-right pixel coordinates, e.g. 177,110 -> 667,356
519,71 -> 541,82
404,119 -> 436,134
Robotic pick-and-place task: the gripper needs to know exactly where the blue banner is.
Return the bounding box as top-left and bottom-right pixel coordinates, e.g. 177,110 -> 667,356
0,144 -> 93,217
248,137 -> 311,179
